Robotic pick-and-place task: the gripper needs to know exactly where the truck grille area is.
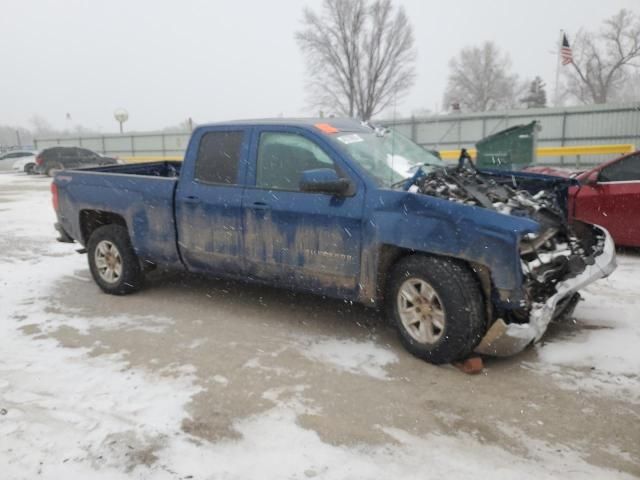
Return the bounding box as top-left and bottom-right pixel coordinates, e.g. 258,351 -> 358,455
411,166 -> 606,311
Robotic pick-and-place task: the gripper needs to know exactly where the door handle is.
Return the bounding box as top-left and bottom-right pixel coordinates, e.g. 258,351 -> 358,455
184,195 -> 201,204
252,201 -> 271,210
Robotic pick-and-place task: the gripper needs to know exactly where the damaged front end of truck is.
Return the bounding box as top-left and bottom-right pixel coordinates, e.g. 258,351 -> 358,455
407,159 -> 617,356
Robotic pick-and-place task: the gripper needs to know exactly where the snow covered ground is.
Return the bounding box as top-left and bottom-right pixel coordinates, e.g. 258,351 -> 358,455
529,253 -> 640,403
0,173 -> 638,479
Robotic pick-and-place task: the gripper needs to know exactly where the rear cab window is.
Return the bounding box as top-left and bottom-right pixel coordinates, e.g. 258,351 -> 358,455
195,131 -> 245,184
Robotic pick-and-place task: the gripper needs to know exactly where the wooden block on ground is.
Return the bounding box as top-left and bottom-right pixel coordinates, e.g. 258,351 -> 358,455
453,356 -> 484,374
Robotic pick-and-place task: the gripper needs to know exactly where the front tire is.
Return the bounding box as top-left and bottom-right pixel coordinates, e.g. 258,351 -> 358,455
87,225 -> 144,295
386,255 -> 486,364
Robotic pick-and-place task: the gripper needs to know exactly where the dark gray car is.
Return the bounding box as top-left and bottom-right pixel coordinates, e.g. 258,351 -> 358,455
35,147 -> 118,176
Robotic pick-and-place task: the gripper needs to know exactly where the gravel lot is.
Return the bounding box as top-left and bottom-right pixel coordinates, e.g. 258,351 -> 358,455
1,173 -> 638,479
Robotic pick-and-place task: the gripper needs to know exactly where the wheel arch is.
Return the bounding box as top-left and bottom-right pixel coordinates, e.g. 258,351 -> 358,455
375,245 -> 492,316
80,210 -> 128,245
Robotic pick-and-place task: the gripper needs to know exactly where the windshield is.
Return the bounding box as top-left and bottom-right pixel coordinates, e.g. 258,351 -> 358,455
334,129 -> 444,187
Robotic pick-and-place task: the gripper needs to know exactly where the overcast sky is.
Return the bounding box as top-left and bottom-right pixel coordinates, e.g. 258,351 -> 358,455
1,0 -> 638,132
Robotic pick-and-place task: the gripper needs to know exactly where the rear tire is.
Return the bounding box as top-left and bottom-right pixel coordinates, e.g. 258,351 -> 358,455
87,225 -> 144,295
24,163 -> 35,174
386,255 -> 486,365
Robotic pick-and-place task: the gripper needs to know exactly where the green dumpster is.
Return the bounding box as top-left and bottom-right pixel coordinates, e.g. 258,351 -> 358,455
475,121 -> 539,170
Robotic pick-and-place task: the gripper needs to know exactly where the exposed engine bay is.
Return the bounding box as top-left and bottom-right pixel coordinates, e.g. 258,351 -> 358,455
406,153 -> 607,325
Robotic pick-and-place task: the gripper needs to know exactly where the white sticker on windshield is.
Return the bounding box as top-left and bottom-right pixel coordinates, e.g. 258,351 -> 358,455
337,134 -> 364,144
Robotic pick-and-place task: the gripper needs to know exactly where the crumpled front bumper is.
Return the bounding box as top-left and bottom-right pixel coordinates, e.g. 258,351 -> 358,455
474,226 -> 617,357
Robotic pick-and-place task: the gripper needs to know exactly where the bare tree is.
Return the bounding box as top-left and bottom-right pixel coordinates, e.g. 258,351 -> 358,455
443,42 -> 523,112
0,125 -> 33,148
613,70 -> 640,102
29,115 -> 57,137
296,0 -> 416,121
564,9 -> 640,104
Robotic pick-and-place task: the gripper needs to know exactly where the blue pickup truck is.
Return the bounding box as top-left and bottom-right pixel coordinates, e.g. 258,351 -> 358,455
52,118 -> 616,364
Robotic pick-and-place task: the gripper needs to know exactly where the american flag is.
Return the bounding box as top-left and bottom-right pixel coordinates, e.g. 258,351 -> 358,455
560,33 -> 573,65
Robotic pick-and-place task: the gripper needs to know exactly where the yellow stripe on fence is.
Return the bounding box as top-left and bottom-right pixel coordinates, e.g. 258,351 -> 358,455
536,144 -> 635,157
439,144 -> 635,161
439,149 -> 477,160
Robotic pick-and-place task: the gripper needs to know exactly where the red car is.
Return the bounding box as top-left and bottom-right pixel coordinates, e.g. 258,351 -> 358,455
529,152 -> 640,247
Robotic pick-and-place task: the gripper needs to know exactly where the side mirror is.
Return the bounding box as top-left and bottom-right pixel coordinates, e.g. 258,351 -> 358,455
583,170 -> 599,186
299,168 -> 352,195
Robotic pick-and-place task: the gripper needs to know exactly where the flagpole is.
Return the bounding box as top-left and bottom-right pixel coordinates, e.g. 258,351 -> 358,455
554,30 -> 563,107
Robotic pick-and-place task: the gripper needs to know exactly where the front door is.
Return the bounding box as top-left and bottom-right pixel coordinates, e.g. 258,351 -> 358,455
574,153 -> 640,246
175,127 -> 251,274
242,128 -> 365,298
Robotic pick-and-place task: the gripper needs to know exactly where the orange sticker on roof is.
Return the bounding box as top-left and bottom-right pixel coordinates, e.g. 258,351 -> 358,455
314,123 -> 339,134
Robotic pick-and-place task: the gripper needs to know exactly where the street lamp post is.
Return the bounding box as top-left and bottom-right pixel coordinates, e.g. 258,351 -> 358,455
114,108 -> 129,134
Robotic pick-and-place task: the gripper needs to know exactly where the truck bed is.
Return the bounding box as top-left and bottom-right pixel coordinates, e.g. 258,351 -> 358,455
54,161 -> 183,268
77,161 -> 182,177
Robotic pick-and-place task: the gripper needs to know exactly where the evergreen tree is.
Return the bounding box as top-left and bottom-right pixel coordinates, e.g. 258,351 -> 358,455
522,77 -> 547,108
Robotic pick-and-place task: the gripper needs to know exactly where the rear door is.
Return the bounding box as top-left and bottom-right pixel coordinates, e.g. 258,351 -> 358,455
76,148 -> 100,166
175,127 -> 251,274
59,148 -> 79,168
242,127 -> 365,298
574,153 -> 640,246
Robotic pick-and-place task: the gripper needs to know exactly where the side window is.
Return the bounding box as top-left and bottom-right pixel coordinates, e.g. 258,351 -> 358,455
195,131 -> 244,184
599,154 -> 640,182
78,148 -> 96,158
256,132 -> 336,191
